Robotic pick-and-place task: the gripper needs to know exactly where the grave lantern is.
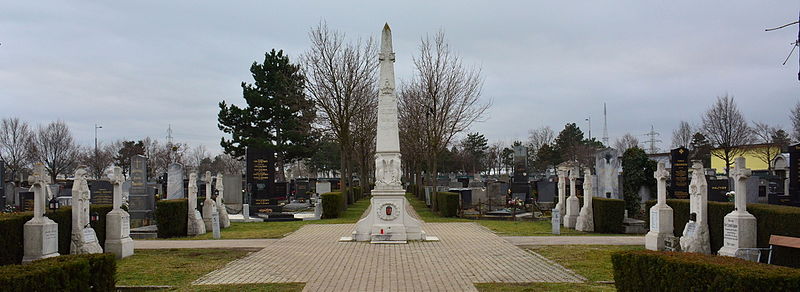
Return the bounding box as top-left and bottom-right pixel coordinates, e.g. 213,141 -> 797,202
91,211 -> 99,223
48,197 -> 59,211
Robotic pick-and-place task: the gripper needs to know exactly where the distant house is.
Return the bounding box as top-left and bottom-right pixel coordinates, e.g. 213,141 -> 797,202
647,152 -> 671,169
710,143 -> 781,174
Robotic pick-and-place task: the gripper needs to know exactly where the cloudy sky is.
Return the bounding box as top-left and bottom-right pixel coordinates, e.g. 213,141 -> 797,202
2,1 -> 798,154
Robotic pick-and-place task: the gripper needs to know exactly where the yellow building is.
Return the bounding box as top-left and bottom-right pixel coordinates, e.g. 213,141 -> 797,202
710,143 -> 781,174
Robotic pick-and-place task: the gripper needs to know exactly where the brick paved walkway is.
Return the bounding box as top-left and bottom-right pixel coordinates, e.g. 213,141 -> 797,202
194,222 -> 585,291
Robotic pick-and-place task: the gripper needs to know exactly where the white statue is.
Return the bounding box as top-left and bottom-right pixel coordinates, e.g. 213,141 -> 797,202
187,172 -> 206,235
575,167 -> 594,232
679,161 -> 711,254
215,173 -> 231,228
70,167 -> 103,254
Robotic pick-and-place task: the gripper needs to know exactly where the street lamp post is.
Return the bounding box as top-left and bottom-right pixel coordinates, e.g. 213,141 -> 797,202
95,124 -> 102,178
585,116 -> 592,140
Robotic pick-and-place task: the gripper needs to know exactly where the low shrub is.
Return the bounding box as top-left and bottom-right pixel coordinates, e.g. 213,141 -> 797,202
645,199 -> 800,267
436,192 -> 460,217
0,212 -> 33,265
0,253 -> 116,292
593,197 -> 625,233
155,199 -> 188,238
321,192 -> 345,219
612,250 -> 800,291
49,205 -> 118,255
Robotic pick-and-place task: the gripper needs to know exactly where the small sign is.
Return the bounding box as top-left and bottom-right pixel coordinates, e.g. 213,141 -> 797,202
211,211 -> 221,239
684,222 -> 697,237
723,217 -> 738,247
82,228 -> 97,243
121,215 -> 130,237
551,209 -> 561,235
649,209 -> 659,232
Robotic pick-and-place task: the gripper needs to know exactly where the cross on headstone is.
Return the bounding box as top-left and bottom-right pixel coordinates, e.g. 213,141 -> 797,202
111,166 -> 125,211
28,163 -> 50,219
654,161 -> 669,205
730,157 -> 752,212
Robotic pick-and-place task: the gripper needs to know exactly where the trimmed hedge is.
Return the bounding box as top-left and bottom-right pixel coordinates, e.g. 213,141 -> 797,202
321,192 -> 345,219
1,205 -> 120,265
155,199 -> 188,238
592,197 -> 625,233
0,212 -> 33,265
436,192 -> 460,217
0,253 -> 116,292
645,199 -> 800,267
612,250 -> 800,291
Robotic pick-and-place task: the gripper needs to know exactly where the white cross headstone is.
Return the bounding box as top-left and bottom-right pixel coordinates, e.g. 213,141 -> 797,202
718,157 -> 758,258
564,165 -> 580,229
645,161 -> 676,251
215,173 -> 231,228
202,171 -> 216,231
105,166 -> 134,259
22,163 -> 60,263
555,167 -> 568,220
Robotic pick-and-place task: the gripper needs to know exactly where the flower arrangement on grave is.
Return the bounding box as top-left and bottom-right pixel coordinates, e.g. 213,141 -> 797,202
725,191 -> 735,202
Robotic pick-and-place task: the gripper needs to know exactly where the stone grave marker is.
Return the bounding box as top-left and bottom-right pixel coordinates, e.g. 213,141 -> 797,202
564,165 -> 580,228
187,172 -> 206,236
89,180 -> 113,205
128,155 -> 153,221
246,147 -> 275,214
555,166 -> 568,219
551,208 -> 561,235
22,163 -> 60,263
166,163 -> 184,200
215,173 -> 230,228
70,167 -> 102,254
223,173 -> 242,206
105,166 -> 133,259
202,171 -> 216,231
595,148 -> 621,199
645,162 -> 676,251
316,181 -> 332,195
718,157 -> 758,258
575,167 -> 594,232
679,161 -> 711,254
670,147 -> 690,199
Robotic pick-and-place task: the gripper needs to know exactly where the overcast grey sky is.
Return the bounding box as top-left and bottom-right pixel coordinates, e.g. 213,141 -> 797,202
1,1 -> 798,154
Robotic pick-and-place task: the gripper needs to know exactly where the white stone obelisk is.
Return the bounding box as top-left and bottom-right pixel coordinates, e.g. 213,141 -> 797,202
351,23 -> 427,243
680,161 -> 711,254
645,162 -> 676,251
202,171 -> 217,231
187,172 -> 206,236
575,167 -> 594,232
70,167 -> 103,254
215,173 -> 231,228
105,166 -> 134,259
718,157 -> 757,258
564,166 -> 580,228
22,163 -> 59,263
555,166 -> 568,218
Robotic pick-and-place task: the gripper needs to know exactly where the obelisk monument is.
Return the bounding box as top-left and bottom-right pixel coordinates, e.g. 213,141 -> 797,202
350,23 -> 427,243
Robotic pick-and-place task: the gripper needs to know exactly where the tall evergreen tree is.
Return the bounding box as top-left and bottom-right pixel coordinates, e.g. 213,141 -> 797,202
689,132 -> 712,167
621,147 -> 656,216
460,132 -> 489,174
218,49 -> 316,181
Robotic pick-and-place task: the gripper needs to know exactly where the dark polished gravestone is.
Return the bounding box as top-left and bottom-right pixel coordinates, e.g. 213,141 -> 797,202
246,147 -> 276,214
707,178 -> 730,202
670,147 -> 690,199
89,180 -> 113,205
786,143 -> 800,205
128,155 -> 154,220
20,191 -> 34,211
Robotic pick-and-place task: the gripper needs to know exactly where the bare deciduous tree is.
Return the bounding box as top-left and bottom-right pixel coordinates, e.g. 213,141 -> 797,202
791,101 -> 800,142
751,122 -> 781,172
0,117 -> 34,182
187,144 -> 210,174
399,30 -> 490,187
701,95 -> 751,177
79,142 -> 116,179
671,121 -> 693,149
303,22 -> 378,200
614,133 -> 640,152
32,120 -> 79,182
527,126 -> 555,156
351,96 -> 377,188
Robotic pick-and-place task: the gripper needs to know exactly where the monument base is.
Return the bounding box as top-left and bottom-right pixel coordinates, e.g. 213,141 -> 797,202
350,191 -> 428,243
105,210 -> 134,259
564,196 -> 580,228
217,204 -> 231,228
575,206 -> 594,232
71,228 -> 103,255
679,222 -> 711,254
188,210 -> 206,236
22,218 -> 60,264
645,204 -> 675,251
203,199 -> 216,231
717,211 -> 757,258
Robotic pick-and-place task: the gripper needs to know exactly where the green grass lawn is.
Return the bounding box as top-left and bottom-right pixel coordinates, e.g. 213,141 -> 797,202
116,248 -> 304,291
475,245 -> 643,291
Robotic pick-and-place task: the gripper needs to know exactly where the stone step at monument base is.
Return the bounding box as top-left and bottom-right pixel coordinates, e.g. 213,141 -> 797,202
261,213 -> 302,222
623,218 -> 647,234
130,225 -> 158,239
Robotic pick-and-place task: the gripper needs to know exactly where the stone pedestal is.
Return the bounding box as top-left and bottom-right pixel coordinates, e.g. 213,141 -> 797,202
188,209 -> 206,236
564,196 -> 580,228
211,208 -> 221,239
679,161 -> 711,254
645,204 -> 676,251
105,209 -> 134,259
352,194 -> 425,242
71,228 -> 103,254
575,168 -> 594,232
217,203 -> 230,228
203,199 -> 216,231
717,212 -> 757,257
22,218 -> 59,263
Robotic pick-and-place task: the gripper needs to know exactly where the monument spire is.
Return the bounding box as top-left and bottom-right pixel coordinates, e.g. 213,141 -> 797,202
376,23 -> 399,154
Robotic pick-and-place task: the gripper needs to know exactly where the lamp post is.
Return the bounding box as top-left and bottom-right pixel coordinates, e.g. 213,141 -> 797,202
94,124 -> 102,178
585,116 -> 592,140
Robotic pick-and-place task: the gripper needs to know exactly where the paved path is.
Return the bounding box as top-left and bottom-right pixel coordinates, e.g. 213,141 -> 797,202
134,239 -> 278,249
502,235 -> 644,246
193,223 -> 585,292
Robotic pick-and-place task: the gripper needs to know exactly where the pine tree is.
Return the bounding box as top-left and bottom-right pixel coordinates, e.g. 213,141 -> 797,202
218,49 -> 316,181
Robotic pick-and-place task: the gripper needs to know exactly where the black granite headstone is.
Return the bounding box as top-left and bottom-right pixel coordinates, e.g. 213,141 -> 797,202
89,180 -> 113,205
670,147 -> 690,199
128,155 -> 153,220
788,143 -> 800,204
20,191 -> 34,211
707,178 -> 730,202
246,147 -> 275,213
